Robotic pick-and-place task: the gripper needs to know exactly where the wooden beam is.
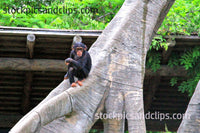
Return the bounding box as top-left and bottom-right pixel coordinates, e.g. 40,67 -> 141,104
165,35 -> 200,40
145,65 -> 187,76
26,34 -> 35,58
21,72 -> 33,114
1,26 -> 199,41
0,58 -> 67,72
0,26 -> 101,37
0,58 -> 186,76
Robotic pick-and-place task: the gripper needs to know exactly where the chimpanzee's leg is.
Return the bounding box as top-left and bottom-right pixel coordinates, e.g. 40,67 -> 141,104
64,64 -> 73,79
75,69 -> 87,86
64,72 -> 68,79
76,69 -> 86,81
68,67 -> 75,84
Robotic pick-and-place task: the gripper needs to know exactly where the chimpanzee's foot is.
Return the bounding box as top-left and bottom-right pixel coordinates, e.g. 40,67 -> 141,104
71,83 -> 77,87
77,79 -> 85,86
64,77 -> 68,80
77,81 -> 83,86
64,73 -> 69,80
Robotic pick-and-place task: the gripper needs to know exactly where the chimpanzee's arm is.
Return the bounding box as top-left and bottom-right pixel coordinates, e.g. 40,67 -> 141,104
70,53 -> 91,70
86,53 -> 92,71
70,60 -> 82,69
70,50 -> 75,59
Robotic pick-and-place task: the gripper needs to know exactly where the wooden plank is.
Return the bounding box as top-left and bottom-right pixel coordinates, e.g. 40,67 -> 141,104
0,86 -> 22,89
33,72 -> 65,76
31,97 -> 44,101
149,107 -> 186,112
0,91 -> 21,95
0,97 -> 21,100
145,65 -> 187,76
35,42 -> 71,48
0,58 -> 67,72
0,70 -> 24,75
0,101 -> 20,105
0,47 -> 26,52
36,37 -> 73,43
0,75 -> 24,80
151,102 -> 187,107
31,92 -> 49,96
0,81 -> 24,85
152,98 -> 189,103
32,77 -> 63,80
33,54 -> 67,59
0,26 -> 102,37
0,107 -> 20,111
0,53 -> 26,58
0,41 -> 26,47
165,35 -> 200,40
0,36 -> 26,41
176,42 -> 200,45
34,48 -> 67,54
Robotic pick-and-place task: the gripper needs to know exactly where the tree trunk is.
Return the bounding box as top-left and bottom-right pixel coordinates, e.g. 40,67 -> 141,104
177,80 -> 200,133
9,0 -> 174,133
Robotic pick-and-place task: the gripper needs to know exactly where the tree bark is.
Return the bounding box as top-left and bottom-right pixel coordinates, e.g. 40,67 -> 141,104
177,80 -> 200,133
9,0 -> 174,133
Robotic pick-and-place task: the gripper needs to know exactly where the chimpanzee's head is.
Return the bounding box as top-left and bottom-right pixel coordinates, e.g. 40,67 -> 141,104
73,42 -> 86,57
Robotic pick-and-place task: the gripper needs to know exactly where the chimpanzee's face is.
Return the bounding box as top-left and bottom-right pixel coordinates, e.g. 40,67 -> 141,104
76,47 -> 83,57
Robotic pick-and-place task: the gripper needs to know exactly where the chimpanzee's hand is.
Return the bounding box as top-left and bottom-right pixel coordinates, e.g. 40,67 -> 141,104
65,58 -> 73,63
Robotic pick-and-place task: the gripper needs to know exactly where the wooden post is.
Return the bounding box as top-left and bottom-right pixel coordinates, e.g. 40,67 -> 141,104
144,75 -> 161,112
26,34 -> 36,59
21,72 -> 33,114
71,35 -> 82,48
72,35 -> 82,44
162,38 -> 176,64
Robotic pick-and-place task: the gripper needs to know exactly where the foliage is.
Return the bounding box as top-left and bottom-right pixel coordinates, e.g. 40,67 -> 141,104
0,0 -> 199,36
158,0 -> 200,36
146,50 -> 161,72
168,46 -> 200,96
147,35 -> 169,72
170,77 -> 178,87
147,43 -> 200,97
178,46 -> 200,96
0,0 -> 124,29
89,129 -> 103,133
167,53 -> 180,68
150,35 -> 169,51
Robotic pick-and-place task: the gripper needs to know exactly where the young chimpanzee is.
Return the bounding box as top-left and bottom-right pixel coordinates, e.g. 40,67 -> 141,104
64,42 -> 92,87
